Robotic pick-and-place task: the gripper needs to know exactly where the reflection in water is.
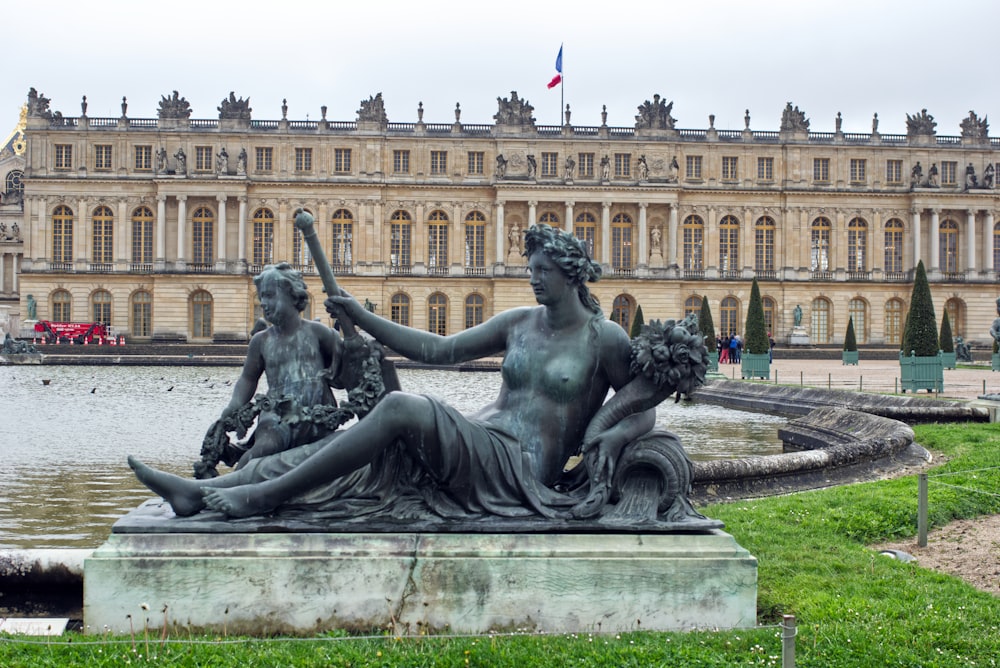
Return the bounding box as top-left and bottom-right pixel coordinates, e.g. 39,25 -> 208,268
0,366 -> 783,548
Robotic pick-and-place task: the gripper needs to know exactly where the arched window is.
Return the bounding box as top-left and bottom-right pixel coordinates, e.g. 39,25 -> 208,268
539,212 -> 559,225
939,219 -> 959,274
848,298 -> 868,344
390,292 -> 410,326
885,298 -> 904,346
945,298 -> 964,338
52,289 -> 72,322
5,169 -> 23,194
465,293 -> 485,329
682,215 -> 704,271
810,297 -> 831,343
811,217 -> 831,271
331,209 -> 353,270
428,293 -> 447,335
719,215 -> 739,274
684,295 -> 702,318
190,290 -> 213,339
754,216 -> 775,272
611,294 -> 634,331
994,221 -> 1000,273
191,207 -> 215,266
611,213 -> 634,270
291,208 -> 313,269
131,290 -> 152,338
92,205 -> 114,265
390,210 -> 412,271
52,205 -> 74,264
720,297 -> 739,337
848,218 -> 867,272
252,208 -> 275,267
427,210 -> 449,274
132,206 -> 154,267
762,296 -> 776,336
884,219 -> 904,274
574,212 -> 597,258
92,289 -> 112,326
464,211 -> 486,269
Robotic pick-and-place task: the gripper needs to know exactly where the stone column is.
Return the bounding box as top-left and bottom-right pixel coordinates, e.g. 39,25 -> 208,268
637,202 -> 648,266
414,202 -> 425,267
706,206 -> 719,272
0,253 -> 5,293
601,201 -> 611,265
911,208 -> 922,270
216,195 -> 228,269
452,202 -> 463,268
929,208 -> 940,272
985,211 -> 995,273
11,253 -> 18,293
116,197 -> 128,266
563,202 -> 574,235
871,209 -> 884,273
495,201 -> 505,264
156,195 -> 167,267
528,201 -> 537,228
237,196 -> 248,265
176,195 -> 187,266
76,198 -> 88,268
967,209 -> 977,274
667,204 -> 678,267
275,199 -> 289,265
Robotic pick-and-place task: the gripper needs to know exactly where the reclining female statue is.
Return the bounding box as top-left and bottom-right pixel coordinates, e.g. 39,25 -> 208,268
129,224 -> 710,527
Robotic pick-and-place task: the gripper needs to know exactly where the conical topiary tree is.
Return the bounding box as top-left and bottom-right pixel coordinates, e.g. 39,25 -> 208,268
901,260 -> 939,357
629,304 -> 645,339
844,316 -> 858,352
744,278 -> 769,355
939,310 -> 954,353
699,296 -> 716,353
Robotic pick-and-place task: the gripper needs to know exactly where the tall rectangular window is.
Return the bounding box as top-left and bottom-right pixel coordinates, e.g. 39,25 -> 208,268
430,150 -> 448,175
685,155 -> 702,179
195,146 -> 213,172
427,220 -> 449,272
886,159 -> 903,184
255,147 -> 273,171
134,145 -> 152,171
614,153 -> 631,178
467,151 -> 484,175
721,156 -> 738,181
94,145 -> 112,171
578,153 -> 594,178
295,147 -> 312,172
850,158 -> 867,183
334,148 -> 352,173
757,157 -> 773,181
393,150 -> 410,174
941,161 -> 957,186
541,152 -> 559,177
55,144 -> 73,170
465,218 -> 486,268
813,158 -> 830,183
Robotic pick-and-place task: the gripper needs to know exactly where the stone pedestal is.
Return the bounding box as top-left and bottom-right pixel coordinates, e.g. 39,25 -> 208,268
788,327 -> 810,346
85,524 -> 756,635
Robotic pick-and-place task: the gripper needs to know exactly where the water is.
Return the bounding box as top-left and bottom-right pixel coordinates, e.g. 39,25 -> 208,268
0,366 -> 784,548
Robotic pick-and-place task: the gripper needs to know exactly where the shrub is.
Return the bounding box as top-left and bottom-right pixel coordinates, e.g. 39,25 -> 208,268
629,304 -> 645,339
843,316 -> 857,352
698,296 -> 716,353
939,309 -> 954,353
744,278 -> 770,354
901,260 -> 939,356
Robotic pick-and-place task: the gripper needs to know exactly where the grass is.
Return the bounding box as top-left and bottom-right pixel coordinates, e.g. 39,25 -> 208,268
2,423 -> 999,666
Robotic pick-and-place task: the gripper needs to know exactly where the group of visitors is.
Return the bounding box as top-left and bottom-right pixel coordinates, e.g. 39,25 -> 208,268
717,333 -> 743,364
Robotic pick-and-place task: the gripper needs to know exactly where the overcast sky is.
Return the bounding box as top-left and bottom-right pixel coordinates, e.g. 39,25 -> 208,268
6,0 -> 999,136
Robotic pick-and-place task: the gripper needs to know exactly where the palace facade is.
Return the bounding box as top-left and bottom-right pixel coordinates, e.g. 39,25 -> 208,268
15,89 -> 1000,346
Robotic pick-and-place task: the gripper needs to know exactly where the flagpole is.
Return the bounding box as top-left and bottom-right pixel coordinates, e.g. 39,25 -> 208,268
560,43 -> 564,126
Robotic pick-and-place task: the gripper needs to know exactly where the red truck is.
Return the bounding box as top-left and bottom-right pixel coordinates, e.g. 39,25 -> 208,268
34,321 -> 110,344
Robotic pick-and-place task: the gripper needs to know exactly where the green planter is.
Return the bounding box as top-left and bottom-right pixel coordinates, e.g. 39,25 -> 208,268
899,351 -> 944,393
940,351 -> 956,370
741,352 -> 770,380
707,350 -> 719,372
993,353 -> 1000,372
842,350 -> 859,366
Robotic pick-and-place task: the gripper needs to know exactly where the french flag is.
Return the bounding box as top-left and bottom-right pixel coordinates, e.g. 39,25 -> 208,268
547,45 -> 563,89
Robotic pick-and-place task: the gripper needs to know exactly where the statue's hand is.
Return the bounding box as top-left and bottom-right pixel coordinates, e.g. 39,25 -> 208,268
325,292 -> 359,321
581,429 -> 629,484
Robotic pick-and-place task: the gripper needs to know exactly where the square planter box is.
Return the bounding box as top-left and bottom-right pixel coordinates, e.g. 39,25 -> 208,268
842,350 -> 859,366
707,351 -> 719,372
899,351 -> 944,393
941,351 -> 956,369
741,352 -> 770,380
992,353 -> 1000,372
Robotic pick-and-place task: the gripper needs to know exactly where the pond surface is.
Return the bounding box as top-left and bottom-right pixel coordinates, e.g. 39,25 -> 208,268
0,366 -> 784,548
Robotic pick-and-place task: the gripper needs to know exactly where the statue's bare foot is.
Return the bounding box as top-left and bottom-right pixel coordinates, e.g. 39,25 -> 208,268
202,487 -> 274,519
128,455 -> 206,517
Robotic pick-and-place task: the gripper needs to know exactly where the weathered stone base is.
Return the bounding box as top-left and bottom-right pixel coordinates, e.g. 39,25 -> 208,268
84,530 -> 757,635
